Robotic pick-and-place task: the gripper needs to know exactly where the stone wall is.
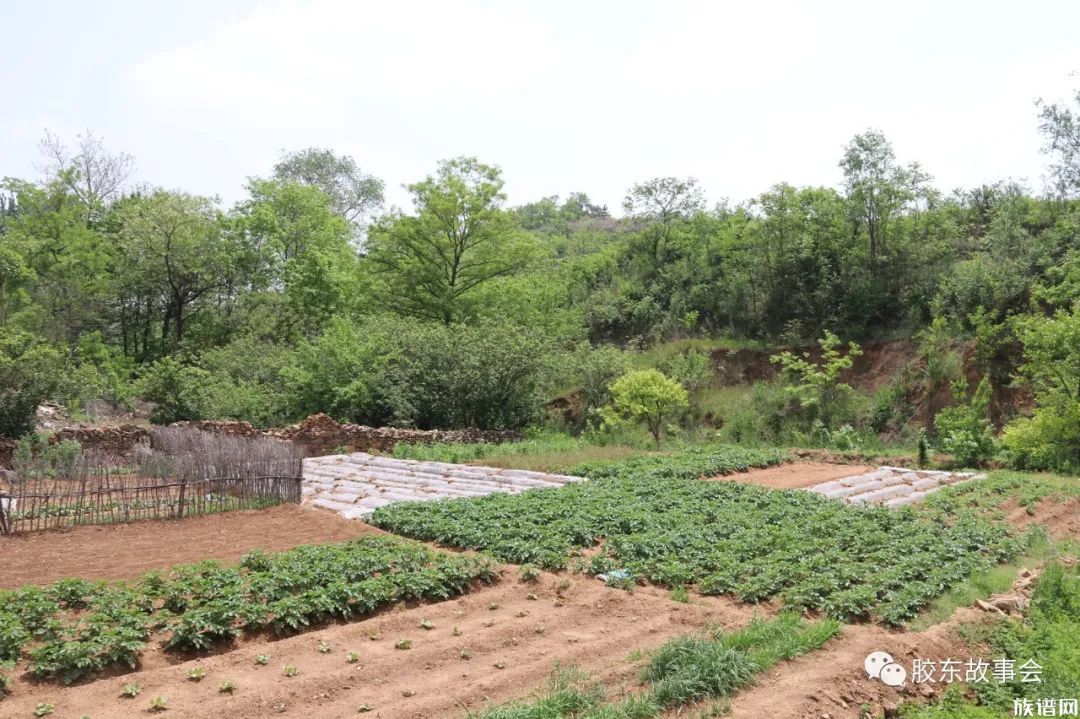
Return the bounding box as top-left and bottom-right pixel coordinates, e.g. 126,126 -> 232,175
2,414 -> 521,466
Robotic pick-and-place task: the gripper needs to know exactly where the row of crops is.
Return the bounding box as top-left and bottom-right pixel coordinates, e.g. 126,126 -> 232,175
0,536 -> 494,685
370,446 -> 1021,625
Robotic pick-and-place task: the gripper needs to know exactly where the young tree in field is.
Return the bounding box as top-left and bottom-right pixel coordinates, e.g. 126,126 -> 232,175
273,147 -> 384,229
600,369 -> 689,449
365,157 -> 536,325
770,330 -> 862,430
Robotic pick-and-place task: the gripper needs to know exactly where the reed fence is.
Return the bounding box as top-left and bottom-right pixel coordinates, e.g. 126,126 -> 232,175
0,428 -> 305,535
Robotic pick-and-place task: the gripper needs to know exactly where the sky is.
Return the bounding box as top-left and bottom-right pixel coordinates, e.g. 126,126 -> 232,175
3,0 -> 1080,215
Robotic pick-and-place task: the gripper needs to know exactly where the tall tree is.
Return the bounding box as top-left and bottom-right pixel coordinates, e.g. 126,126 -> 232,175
623,177 -> 704,275
839,130 -> 928,264
272,148 -> 384,229
38,130 -> 134,221
238,178 -> 358,336
114,191 -> 235,354
365,157 -> 535,324
1037,89 -> 1080,197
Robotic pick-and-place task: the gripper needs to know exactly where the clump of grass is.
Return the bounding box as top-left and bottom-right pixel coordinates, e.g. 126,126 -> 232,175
519,564 -> 541,583
670,586 -> 690,603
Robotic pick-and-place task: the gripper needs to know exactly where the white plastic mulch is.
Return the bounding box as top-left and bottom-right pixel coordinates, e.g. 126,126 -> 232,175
301,452 -> 584,520
805,466 -> 985,508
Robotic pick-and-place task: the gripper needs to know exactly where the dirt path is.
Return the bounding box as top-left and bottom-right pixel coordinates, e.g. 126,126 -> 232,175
2,571 -> 760,719
0,504 -> 379,588
715,610 -> 983,719
707,462 -> 874,490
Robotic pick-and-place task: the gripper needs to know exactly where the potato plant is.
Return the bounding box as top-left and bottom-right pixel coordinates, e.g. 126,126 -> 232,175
371,448 -> 1017,625
0,536 -> 494,685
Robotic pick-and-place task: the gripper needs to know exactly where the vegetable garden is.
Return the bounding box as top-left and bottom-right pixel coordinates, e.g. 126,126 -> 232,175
371,446 -> 1021,625
0,535 -> 493,685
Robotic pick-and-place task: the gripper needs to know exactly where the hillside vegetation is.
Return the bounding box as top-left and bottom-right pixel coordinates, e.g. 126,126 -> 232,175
2,90 -> 1080,472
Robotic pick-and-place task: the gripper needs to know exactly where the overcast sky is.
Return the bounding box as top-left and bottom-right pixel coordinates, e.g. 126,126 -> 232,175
3,0 -> 1080,214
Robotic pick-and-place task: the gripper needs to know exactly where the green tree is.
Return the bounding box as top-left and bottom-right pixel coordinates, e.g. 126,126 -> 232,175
272,147 -> 384,229
934,377 -> 997,467
113,191 -> 237,353
1037,88 -> 1080,197
366,157 -> 536,324
600,369 -> 689,448
0,328 -> 64,436
238,179 -> 358,337
622,176 -> 704,277
1002,307 -> 1080,471
839,130 -> 930,264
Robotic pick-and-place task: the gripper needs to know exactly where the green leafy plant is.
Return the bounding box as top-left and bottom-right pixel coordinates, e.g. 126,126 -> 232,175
122,682 -> 142,697
218,679 -> 235,693
34,702 -> 55,717
186,666 -> 206,682
935,377 -> 996,467
148,696 -> 168,712
770,330 -> 862,432
254,654 -> 270,666
282,665 -> 299,677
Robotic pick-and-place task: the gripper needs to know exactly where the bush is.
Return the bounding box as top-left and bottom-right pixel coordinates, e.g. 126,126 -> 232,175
0,329 -> 64,437
934,377 -> 997,467
135,356 -> 214,425
284,316 -> 553,430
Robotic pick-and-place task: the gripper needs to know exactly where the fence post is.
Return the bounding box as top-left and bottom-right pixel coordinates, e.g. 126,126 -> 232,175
176,478 -> 187,519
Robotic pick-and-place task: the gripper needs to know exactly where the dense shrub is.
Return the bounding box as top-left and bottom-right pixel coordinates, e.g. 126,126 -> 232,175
1002,308 -> 1080,473
0,329 -> 64,437
934,377 -> 997,467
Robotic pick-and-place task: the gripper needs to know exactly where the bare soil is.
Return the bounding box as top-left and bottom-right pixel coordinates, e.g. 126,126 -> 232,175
2,571 -> 759,719
0,504 -> 378,588
1003,496 -> 1080,542
707,461 -> 874,490
716,609 -> 983,719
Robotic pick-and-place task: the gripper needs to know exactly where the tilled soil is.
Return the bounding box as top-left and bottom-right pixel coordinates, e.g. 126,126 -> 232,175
713,609 -> 985,719
707,462 -> 874,490
2,571 -> 760,719
1003,496 -> 1080,541
0,504 -> 379,588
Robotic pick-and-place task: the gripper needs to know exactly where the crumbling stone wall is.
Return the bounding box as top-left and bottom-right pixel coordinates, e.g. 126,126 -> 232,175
8,414 -> 520,466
